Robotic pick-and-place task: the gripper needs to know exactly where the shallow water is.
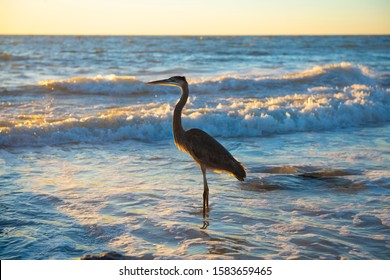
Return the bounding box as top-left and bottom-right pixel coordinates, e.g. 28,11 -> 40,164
0,36 -> 389,259
1,125 -> 389,259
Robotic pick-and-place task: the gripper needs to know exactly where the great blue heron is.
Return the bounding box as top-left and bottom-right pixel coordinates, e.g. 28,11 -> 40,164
147,76 -> 246,218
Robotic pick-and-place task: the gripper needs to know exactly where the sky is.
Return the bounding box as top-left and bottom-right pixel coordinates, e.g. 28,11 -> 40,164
1,0 -> 389,35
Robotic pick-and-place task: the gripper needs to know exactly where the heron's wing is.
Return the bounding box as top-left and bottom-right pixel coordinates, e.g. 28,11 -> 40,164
183,129 -> 246,180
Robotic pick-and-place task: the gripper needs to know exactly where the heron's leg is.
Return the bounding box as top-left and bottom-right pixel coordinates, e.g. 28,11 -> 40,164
201,166 -> 209,217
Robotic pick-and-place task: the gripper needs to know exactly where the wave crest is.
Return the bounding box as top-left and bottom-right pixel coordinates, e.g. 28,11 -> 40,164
190,62 -> 375,94
33,62 -> 377,97
39,75 -> 147,96
1,81 -> 389,147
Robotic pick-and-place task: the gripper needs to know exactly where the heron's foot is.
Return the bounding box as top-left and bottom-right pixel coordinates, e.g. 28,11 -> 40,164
200,220 -> 209,230
201,209 -> 210,229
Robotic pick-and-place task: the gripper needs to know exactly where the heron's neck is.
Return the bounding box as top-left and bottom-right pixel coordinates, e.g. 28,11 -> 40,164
173,84 -> 188,142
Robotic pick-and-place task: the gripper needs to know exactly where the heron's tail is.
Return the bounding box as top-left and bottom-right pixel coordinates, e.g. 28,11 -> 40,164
232,160 -> 246,181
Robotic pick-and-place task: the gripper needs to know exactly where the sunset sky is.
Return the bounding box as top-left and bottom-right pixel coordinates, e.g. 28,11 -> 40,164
1,0 -> 389,35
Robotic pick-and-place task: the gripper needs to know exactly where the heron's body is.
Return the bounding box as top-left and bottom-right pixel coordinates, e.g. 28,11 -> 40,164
148,76 -> 246,217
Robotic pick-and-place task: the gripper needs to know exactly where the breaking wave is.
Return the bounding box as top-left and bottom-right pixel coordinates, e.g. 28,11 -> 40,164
1,63 -> 389,147
32,62 -> 377,96
38,75 -> 148,96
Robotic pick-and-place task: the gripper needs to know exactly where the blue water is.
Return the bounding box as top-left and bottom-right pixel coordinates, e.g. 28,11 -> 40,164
1,36 -> 389,259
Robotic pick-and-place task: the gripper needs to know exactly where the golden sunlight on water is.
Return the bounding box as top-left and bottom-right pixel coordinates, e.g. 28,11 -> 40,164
1,35 -> 389,260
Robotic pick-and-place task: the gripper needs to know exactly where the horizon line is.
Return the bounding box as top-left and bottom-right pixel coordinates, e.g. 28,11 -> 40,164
1,33 -> 389,37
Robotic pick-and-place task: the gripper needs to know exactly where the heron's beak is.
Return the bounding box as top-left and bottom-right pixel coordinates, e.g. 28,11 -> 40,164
147,78 -> 176,86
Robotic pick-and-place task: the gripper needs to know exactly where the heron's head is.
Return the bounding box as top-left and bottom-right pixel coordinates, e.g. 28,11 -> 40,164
147,76 -> 187,88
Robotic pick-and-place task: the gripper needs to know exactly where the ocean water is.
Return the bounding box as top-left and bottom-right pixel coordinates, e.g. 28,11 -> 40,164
0,36 -> 389,260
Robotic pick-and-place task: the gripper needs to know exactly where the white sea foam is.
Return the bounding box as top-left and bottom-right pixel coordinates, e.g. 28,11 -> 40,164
1,63 -> 389,147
